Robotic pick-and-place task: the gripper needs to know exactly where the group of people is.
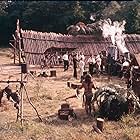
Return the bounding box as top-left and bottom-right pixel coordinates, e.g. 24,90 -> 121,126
87,54 -> 102,76
40,50 -> 136,116
106,53 -> 131,78
41,50 -> 132,82
62,51 -> 104,82
62,51 -> 134,116
76,54 -> 133,116
62,51 -> 85,81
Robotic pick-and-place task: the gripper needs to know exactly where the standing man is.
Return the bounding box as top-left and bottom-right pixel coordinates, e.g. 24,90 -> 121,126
79,52 -> 85,61
62,52 -> 69,71
73,53 -> 78,79
121,58 -> 130,79
79,57 -> 85,82
96,54 -> 102,76
87,54 -> 96,76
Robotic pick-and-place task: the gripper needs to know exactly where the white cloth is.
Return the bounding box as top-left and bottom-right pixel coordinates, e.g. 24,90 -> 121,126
123,61 -> 129,67
62,54 -> 68,61
79,60 -> 85,68
79,54 -> 85,61
96,56 -> 102,66
87,57 -> 96,64
96,56 -> 102,71
79,60 -> 85,76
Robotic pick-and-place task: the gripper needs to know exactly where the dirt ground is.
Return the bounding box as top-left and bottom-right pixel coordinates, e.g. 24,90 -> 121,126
0,48 -> 140,140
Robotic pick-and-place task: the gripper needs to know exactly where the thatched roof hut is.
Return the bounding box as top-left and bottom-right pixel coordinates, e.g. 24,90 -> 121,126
21,30 -> 140,65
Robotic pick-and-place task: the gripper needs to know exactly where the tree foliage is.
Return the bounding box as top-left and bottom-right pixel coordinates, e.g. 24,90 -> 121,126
0,0 -> 139,45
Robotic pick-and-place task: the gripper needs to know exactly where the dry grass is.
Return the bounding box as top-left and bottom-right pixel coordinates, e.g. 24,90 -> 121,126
0,48 -> 139,140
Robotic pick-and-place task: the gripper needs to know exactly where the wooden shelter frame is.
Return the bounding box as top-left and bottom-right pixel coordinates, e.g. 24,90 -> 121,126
5,19 -> 43,127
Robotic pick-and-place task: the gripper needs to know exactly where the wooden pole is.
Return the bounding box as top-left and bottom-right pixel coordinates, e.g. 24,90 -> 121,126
13,35 -> 16,64
12,34 -> 17,63
18,39 -> 22,64
9,43 -> 18,51
16,19 -> 22,64
20,72 -> 24,126
17,19 -> 25,126
14,46 -> 16,64
0,80 -> 26,83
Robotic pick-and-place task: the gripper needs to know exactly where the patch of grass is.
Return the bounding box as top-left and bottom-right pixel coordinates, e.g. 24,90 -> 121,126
121,133 -> 133,140
33,80 -> 43,97
119,115 -> 140,140
39,94 -> 52,100
122,127 -> 140,140
23,121 -> 47,139
120,114 -> 136,127
65,87 -> 72,91
0,121 -> 49,140
0,122 -> 24,140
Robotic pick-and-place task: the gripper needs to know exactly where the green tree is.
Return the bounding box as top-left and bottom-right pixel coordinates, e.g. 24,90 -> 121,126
102,1 -> 121,19
0,1 -> 10,45
0,1 -> 139,46
113,0 -> 140,33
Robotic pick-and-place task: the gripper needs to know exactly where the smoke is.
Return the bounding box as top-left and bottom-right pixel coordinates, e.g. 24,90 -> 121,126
99,18 -> 129,54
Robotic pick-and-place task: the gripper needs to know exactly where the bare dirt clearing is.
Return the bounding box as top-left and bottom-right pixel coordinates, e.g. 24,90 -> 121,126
0,48 -> 140,140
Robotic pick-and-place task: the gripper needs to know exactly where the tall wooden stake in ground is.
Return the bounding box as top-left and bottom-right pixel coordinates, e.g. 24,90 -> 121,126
20,72 -> 24,126
16,19 -> 22,64
15,19 -> 42,126
16,19 -> 24,126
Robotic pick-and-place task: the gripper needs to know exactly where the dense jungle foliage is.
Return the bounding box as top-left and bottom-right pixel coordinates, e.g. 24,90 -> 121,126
0,0 -> 139,45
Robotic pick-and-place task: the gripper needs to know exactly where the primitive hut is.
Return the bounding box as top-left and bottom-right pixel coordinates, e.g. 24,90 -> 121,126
10,20 -> 140,66
10,19 -> 140,66
18,30 -> 140,66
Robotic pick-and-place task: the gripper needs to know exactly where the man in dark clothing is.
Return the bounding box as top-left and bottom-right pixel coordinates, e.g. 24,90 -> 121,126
73,54 -> 78,79
87,55 -> 96,76
106,53 -> 115,76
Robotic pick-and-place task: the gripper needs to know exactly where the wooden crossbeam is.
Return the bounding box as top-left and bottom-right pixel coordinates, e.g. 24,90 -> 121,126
0,80 -> 27,83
